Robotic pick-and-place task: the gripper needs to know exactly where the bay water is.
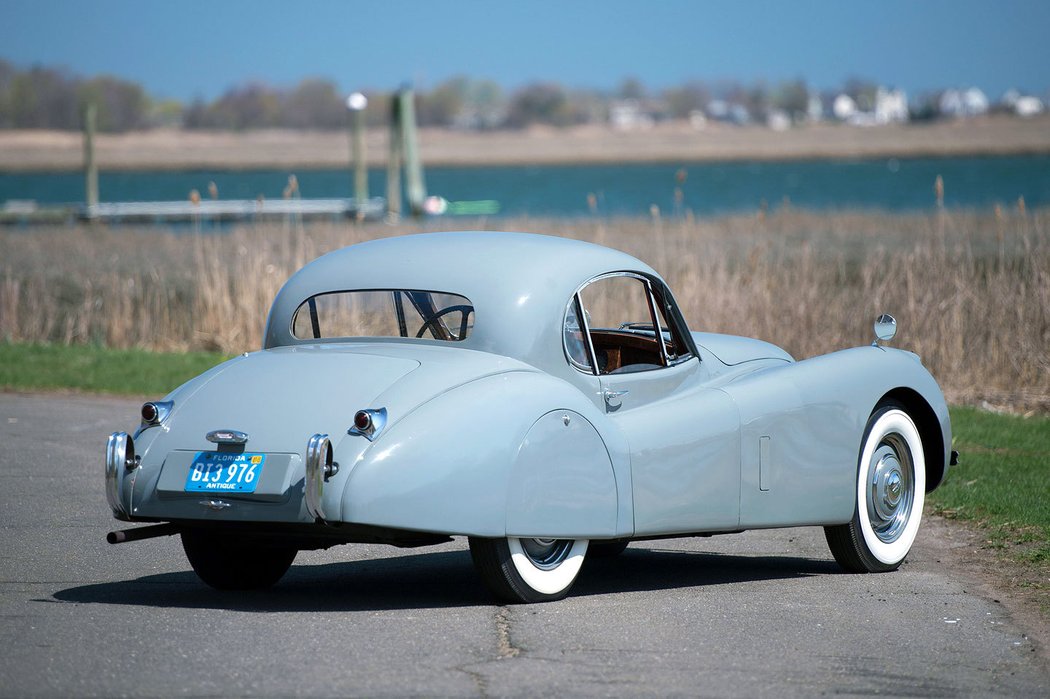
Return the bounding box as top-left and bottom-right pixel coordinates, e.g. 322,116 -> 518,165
2,154 -> 1046,217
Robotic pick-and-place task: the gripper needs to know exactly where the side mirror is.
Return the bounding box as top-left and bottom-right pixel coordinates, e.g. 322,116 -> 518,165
873,314 -> 897,346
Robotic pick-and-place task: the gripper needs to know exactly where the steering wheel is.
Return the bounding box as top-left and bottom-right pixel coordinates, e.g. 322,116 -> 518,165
415,305 -> 473,340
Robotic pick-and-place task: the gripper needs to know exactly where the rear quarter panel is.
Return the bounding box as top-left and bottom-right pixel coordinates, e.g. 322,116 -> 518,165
337,371 -> 631,538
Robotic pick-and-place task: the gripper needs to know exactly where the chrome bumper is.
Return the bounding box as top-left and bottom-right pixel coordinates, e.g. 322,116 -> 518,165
105,432 -> 138,520
305,433 -> 338,523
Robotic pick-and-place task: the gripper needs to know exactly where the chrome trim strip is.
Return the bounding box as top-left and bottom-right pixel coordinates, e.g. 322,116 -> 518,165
642,278 -> 671,366
206,429 -> 249,445
574,294 -> 601,376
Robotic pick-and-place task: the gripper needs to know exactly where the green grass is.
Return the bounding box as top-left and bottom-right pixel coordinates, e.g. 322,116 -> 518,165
0,342 -> 231,396
931,406 -> 1050,571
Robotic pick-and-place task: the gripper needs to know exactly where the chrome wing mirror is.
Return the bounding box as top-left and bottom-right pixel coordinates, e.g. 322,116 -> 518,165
872,314 -> 897,346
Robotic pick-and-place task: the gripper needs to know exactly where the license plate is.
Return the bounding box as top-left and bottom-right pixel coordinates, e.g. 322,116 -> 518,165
185,452 -> 266,493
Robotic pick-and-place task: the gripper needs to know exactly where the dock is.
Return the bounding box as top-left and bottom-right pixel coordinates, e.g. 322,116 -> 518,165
2,87 -> 432,226
0,197 -> 387,225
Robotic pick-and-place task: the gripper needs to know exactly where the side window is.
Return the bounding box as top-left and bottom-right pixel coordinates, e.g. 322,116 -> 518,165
578,276 -> 654,335
564,274 -> 694,375
650,284 -> 692,363
575,275 -> 664,375
563,298 -> 592,371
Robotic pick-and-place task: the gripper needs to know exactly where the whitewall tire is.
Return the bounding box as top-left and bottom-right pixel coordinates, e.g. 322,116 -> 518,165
469,536 -> 589,603
825,404 -> 926,573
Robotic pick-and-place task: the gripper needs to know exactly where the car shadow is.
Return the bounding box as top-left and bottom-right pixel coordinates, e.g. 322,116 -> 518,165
51,546 -> 839,612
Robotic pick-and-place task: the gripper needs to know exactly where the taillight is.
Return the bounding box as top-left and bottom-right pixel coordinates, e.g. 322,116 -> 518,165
348,407 -> 387,441
140,400 -> 173,428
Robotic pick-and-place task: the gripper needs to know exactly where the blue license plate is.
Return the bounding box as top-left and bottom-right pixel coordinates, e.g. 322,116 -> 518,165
185,452 -> 266,493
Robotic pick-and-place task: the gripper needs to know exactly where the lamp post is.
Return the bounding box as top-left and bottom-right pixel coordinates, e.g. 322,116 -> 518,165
346,92 -> 368,219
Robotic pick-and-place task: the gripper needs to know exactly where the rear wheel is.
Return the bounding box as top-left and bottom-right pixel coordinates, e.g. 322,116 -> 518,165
469,536 -> 588,603
181,531 -> 297,590
825,404 -> 926,573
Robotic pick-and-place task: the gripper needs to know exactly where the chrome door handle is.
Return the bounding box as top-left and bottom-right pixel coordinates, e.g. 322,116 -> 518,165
603,388 -> 629,404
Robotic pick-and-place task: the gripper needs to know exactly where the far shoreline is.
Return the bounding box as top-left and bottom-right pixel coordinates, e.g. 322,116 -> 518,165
1,114 -> 1048,172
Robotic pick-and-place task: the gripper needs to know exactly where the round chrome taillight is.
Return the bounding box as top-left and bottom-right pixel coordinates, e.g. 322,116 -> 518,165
348,407 -> 388,441
139,400 -> 173,428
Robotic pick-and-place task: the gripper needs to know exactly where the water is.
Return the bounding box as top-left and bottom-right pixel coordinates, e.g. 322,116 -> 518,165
2,154 -> 1047,217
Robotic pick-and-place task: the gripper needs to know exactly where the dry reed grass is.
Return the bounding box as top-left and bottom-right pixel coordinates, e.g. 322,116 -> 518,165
1,208 -> 1047,411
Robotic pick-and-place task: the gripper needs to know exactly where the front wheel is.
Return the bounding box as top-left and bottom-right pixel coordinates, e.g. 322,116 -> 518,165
469,536 -> 588,603
181,531 -> 297,590
825,404 -> 926,573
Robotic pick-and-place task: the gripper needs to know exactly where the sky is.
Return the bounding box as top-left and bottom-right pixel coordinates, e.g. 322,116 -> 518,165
2,0 -> 1049,102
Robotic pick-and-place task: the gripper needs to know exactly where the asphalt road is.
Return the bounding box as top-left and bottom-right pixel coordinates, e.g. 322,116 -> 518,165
1,392 -> 1046,698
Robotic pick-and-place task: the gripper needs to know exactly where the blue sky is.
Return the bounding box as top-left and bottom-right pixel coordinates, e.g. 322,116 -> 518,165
2,0 -> 1048,101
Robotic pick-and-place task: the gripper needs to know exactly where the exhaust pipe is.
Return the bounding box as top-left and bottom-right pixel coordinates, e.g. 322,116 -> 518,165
106,522 -> 181,545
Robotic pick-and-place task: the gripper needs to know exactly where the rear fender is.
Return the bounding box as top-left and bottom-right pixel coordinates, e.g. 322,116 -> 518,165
338,372 -> 630,538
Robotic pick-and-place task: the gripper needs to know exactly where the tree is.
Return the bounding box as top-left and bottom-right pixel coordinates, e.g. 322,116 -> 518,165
664,81 -> 710,119
772,79 -> 809,121
204,83 -> 282,129
79,75 -> 149,132
844,77 -> 879,112
0,59 -> 14,127
282,78 -> 344,129
618,76 -> 646,100
417,76 -> 468,126
506,82 -> 574,128
9,66 -> 80,129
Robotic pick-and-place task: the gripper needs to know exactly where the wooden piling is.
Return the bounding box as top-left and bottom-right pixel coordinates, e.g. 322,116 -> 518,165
386,95 -> 402,220
347,93 -> 369,220
83,102 -> 98,209
398,88 -> 426,217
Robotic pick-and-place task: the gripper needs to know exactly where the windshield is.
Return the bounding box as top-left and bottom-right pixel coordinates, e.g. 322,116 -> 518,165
292,290 -> 474,341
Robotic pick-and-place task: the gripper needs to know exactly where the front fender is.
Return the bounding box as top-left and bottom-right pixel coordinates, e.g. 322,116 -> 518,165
730,345 -> 951,528
336,371 -> 630,538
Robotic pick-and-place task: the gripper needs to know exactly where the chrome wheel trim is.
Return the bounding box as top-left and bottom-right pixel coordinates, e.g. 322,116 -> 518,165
866,435 -> 914,544
855,409 -> 926,565
519,538 -> 574,571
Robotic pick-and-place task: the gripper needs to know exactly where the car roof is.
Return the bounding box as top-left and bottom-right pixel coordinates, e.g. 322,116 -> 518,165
263,231 -> 662,373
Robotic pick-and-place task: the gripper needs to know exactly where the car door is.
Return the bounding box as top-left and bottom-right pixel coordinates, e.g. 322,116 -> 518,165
568,274 -> 742,536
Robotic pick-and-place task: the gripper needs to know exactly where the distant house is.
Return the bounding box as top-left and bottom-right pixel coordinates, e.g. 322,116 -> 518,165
874,88 -> 908,124
832,94 -> 857,121
688,109 -> 708,129
832,88 -> 907,126
1014,96 -> 1045,117
939,88 -> 989,117
1002,89 -> 1045,117
807,94 -> 824,122
704,100 -> 750,125
609,99 -> 654,130
766,109 -> 791,131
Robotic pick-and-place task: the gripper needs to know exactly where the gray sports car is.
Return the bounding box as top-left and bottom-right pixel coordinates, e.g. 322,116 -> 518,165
106,231 -> 954,602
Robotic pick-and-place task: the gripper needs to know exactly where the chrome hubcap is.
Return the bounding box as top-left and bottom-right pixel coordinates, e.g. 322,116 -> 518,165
520,538 -> 573,570
867,434 -> 914,543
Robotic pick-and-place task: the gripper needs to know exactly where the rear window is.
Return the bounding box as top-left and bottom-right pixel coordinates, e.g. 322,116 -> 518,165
292,290 -> 474,341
